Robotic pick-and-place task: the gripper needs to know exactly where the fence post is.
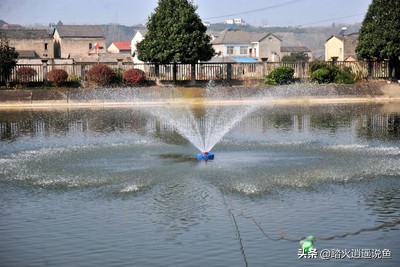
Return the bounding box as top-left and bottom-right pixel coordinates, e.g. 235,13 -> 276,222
41,59 -> 48,82
262,62 -> 266,77
117,58 -> 123,69
155,63 -> 160,85
227,63 -> 232,82
81,64 -> 86,82
190,63 -> 196,85
173,62 -> 177,85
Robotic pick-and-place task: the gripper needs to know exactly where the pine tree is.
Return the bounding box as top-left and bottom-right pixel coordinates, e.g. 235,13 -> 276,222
137,0 -> 214,64
0,33 -> 18,85
356,0 -> 400,79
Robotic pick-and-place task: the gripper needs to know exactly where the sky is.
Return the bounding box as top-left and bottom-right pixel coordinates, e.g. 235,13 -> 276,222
0,0 -> 371,27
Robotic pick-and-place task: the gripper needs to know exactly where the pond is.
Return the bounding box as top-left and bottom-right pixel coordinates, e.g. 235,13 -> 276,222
0,100 -> 400,266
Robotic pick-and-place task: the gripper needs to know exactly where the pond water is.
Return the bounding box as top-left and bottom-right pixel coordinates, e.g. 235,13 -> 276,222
0,102 -> 400,266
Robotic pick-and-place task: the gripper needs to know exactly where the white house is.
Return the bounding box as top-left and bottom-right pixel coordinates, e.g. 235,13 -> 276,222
131,29 -> 147,63
211,29 -> 282,62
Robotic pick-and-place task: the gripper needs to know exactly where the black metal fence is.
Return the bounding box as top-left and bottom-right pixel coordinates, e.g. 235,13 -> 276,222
2,60 -> 392,83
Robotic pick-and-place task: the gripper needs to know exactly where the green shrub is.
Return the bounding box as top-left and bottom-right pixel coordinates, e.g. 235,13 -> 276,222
334,67 -> 355,84
310,68 -> 332,84
47,69 -> 68,87
310,63 -> 355,84
16,67 -> 37,83
123,68 -> 146,85
113,68 -> 124,85
68,75 -> 81,82
87,64 -> 117,86
309,61 -> 331,73
264,66 -> 295,85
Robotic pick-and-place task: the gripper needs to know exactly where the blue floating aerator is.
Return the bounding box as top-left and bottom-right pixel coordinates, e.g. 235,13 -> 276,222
197,152 -> 215,160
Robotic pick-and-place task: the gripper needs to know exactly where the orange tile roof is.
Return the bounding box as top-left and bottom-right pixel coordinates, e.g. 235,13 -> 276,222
112,41 -> 131,51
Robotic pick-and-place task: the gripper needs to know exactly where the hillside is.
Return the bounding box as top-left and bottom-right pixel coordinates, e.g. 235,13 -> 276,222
100,22 -> 361,59
3,20 -> 360,59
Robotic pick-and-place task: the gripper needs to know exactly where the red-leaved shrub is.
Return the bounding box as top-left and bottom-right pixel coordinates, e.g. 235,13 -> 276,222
87,64 -> 117,86
16,67 -> 37,83
123,68 -> 146,85
47,69 -> 68,87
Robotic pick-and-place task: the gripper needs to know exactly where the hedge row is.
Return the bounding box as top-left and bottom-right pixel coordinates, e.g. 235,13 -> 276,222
12,65 -> 147,87
87,64 -> 146,86
264,62 -> 356,86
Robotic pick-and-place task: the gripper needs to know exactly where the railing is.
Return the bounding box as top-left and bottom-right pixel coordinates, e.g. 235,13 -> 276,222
1,60 -> 392,83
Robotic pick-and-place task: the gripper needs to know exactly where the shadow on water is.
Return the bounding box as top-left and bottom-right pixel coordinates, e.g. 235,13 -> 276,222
158,153 -> 198,163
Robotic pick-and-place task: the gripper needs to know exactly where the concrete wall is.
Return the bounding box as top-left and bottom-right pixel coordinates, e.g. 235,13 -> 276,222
1,84 -> 399,106
9,38 -> 54,59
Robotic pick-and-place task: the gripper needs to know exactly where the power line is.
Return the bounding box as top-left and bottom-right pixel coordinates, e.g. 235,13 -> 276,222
203,0 -> 306,20
298,13 -> 365,27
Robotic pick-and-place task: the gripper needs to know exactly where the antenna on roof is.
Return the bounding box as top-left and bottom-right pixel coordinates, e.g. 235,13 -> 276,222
338,27 -> 347,36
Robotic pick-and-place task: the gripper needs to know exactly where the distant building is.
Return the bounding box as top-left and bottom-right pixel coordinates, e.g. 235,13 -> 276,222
53,25 -> 106,58
131,29 -> 147,63
325,32 -> 359,61
107,41 -> 131,54
0,20 -> 23,29
234,19 -> 247,25
211,29 -> 282,62
0,29 -> 54,59
225,18 -> 247,26
281,46 -> 312,61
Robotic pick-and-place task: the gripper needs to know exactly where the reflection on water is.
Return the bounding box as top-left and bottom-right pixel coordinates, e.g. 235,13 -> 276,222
1,105 -> 400,143
1,103 -> 400,266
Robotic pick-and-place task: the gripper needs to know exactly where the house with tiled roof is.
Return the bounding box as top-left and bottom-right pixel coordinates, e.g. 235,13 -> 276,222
131,29 -> 148,63
211,29 -> 282,62
107,41 -> 131,54
53,25 -> 106,58
0,29 -> 54,59
325,33 -> 359,61
281,46 -> 312,61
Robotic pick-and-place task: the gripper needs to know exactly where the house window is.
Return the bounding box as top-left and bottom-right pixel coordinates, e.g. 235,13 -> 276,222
240,46 -> 248,55
227,46 -> 234,55
44,43 -> 48,50
89,43 -> 93,50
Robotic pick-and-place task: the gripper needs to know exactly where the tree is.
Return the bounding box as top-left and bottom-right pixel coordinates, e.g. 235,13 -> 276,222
281,52 -> 310,62
0,33 -> 18,85
137,0 -> 214,64
356,0 -> 400,79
